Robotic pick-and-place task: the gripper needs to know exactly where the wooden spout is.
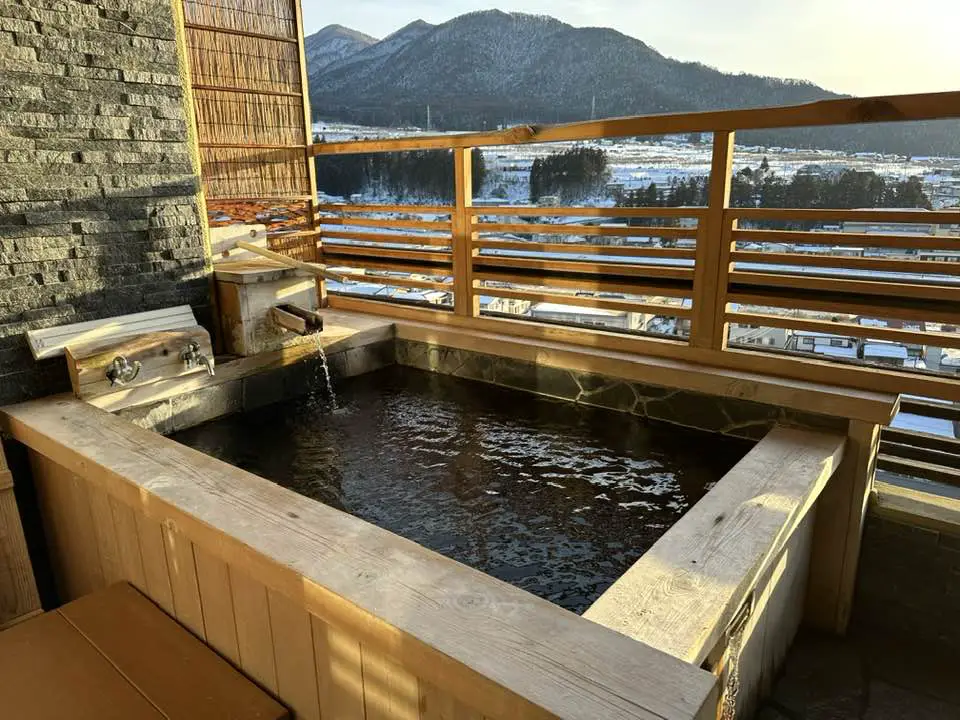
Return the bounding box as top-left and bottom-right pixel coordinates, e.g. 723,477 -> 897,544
271,305 -> 323,336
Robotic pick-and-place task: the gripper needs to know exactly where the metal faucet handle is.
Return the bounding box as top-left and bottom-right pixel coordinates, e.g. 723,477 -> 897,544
105,355 -> 141,387
180,341 -> 215,377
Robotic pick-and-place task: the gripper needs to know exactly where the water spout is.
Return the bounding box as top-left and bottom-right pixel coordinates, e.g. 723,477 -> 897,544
271,304 -> 324,336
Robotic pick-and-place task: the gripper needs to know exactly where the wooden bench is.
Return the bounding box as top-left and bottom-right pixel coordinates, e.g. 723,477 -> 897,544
0,582 -> 288,719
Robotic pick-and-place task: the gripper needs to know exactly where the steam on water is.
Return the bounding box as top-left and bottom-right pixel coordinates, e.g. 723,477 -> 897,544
314,334 -> 337,409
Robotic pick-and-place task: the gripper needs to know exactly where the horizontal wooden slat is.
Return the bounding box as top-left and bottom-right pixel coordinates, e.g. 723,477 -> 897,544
726,291 -> 960,326
730,208 -> 960,225
316,203 -> 454,215
898,399 -> 960,422
733,229 -> 960,252
478,285 -> 693,319
880,440 -> 960,472
334,272 -> 453,291
321,217 -> 452,231
473,239 -> 696,259
473,222 -> 695,238
732,251 -> 960,276
470,206 -> 704,219
322,231 -> 451,246
877,453 -> 960,487
322,258 -> 454,278
312,91 -> 960,155
473,270 -> 691,299
321,245 -> 452,265
726,312 -> 960,351
477,255 -> 694,280
729,271 -> 960,303
882,428 -> 960,456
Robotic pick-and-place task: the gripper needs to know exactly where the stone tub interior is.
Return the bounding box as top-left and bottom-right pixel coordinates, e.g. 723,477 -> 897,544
172,366 -> 751,613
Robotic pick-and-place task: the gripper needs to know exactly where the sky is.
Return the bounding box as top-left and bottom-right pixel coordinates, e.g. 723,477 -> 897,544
301,0 -> 960,97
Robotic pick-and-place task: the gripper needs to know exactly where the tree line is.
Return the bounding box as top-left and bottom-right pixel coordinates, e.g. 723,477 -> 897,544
314,147 -> 486,202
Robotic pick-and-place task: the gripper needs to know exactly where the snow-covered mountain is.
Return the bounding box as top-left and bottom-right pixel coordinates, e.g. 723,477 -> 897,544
307,11 -> 959,156
304,24 -> 378,73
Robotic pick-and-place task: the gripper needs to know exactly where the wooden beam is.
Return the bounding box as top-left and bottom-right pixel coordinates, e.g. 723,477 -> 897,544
882,427 -> 960,456
322,231 -> 451,246
729,270 -> 960,303
877,453 -> 960,487
321,217 -> 452,231
311,91 -> 960,155
476,285 -> 693,318
731,250 -> 960,276
805,420 -> 880,633
691,130 -> 734,350
452,148 -> 478,317
733,229 -> 960,252
473,240 -> 696,259
872,480 -> 960,536
317,203 -> 454,215
473,222 -> 695,238
584,427 -> 846,663
476,255 -> 694,280
469,206 -> 705,219
727,290 -> 960,326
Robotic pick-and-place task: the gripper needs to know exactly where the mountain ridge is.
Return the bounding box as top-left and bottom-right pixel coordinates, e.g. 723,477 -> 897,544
306,11 -> 959,156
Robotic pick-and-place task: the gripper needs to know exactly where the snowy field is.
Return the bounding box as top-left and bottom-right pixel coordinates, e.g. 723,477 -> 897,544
315,122 -> 960,207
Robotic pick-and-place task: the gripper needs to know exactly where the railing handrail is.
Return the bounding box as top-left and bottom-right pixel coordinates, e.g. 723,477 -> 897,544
312,90 -> 960,155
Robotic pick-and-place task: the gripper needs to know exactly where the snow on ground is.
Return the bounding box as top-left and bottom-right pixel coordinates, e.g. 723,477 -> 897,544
314,122 -> 960,206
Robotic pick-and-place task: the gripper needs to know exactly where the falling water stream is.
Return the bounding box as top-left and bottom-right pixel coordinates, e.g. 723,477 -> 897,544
313,334 -> 337,408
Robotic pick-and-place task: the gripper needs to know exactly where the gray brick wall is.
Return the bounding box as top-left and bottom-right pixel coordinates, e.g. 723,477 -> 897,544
0,0 -> 209,405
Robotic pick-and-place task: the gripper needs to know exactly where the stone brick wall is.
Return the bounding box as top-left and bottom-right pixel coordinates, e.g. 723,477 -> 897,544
854,512 -> 960,652
0,0 -> 208,405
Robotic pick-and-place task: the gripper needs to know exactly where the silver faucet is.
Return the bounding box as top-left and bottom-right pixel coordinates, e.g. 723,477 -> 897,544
180,341 -> 215,377
105,355 -> 141,386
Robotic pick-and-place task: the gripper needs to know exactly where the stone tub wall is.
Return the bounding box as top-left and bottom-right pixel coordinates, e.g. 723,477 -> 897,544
395,339 -> 846,440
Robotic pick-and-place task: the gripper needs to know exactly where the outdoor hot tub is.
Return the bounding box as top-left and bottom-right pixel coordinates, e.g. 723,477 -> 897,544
172,367 -> 751,613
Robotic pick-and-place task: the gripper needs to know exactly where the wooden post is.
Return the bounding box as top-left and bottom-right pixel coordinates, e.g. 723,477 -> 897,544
804,419 -> 881,633
452,148 -> 478,316
292,0 -> 325,307
690,131 -> 735,350
0,443 -> 42,629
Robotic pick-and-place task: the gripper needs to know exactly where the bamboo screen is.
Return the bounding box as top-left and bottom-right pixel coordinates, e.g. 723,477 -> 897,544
181,0 -> 318,261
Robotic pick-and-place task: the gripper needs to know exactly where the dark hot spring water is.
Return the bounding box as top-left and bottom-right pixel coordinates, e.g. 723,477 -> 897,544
172,367 -> 750,613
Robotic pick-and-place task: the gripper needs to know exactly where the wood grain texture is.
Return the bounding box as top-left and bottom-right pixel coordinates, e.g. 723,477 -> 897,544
109,496 -> 147,594
361,644 -> 421,720
162,522 -> 205,639
312,615 -> 366,720
231,570 -> 279,694
1,398 -> 719,720
420,680 -> 486,720
805,420 -> 880,633
194,544 -> 241,665
87,484 -> 125,585
584,426 -> 846,664
0,443 -> 41,628
135,512 -> 174,615
66,327 -> 214,401
690,130 -> 733,350
269,589 -> 321,720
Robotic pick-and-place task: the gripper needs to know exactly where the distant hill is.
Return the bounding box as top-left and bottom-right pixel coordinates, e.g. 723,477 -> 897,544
304,24 -> 378,73
307,11 -> 959,156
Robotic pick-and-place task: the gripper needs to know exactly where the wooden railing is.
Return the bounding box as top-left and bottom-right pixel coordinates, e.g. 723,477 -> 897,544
310,91 -> 960,402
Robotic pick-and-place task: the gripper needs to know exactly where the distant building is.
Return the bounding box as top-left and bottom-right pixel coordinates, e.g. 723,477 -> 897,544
728,323 -> 790,348
529,302 -> 643,331
785,331 -> 858,359
478,295 -> 531,316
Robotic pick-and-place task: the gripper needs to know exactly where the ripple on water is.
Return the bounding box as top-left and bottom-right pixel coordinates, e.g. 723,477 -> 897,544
172,366 -> 750,614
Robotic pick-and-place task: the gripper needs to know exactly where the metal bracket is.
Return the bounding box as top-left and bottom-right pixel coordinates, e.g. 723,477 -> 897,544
105,355 -> 141,387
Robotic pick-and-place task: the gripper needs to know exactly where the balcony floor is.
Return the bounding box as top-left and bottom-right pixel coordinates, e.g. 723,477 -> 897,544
756,628 -> 960,719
